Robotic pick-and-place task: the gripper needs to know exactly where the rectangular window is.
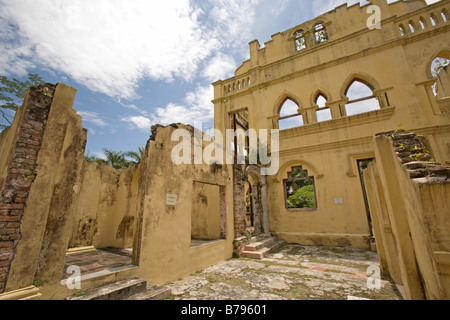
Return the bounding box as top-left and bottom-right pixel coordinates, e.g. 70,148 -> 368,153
284,167 -> 317,209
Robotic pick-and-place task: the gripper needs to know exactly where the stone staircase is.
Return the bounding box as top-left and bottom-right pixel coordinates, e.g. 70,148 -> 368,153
241,234 -> 286,260
65,278 -> 171,301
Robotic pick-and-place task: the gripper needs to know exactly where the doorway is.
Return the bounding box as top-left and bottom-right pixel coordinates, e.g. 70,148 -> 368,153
245,181 -> 255,231
357,159 -> 374,238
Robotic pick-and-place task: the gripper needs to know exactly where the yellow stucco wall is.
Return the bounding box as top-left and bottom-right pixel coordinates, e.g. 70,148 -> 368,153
213,0 -> 450,248
135,124 -> 234,285
69,162 -> 139,249
364,133 -> 449,300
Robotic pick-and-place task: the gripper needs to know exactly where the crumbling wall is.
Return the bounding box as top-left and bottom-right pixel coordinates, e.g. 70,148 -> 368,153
363,130 -> 449,300
68,162 -> 138,249
134,124 -> 233,285
0,83 -> 86,296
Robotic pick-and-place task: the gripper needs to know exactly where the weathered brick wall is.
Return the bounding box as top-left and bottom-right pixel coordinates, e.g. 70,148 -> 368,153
381,130 -> 450,180
233,164 -> 247,238
0,84 -> 55,293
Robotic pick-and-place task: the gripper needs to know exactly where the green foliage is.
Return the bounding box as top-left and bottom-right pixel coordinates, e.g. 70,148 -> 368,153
85,145 -> 145,170
287,184 -> 316,209
32,272 -> 54,287
0,73 -> 46,130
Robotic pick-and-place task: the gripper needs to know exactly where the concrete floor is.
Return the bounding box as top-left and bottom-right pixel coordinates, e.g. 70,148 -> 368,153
63,247 -> 134,280
166,244 -> 404,300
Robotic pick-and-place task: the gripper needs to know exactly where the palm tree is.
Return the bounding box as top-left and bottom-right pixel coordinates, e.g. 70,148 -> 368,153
103,149 -> 131,170
125,145 -> 145,163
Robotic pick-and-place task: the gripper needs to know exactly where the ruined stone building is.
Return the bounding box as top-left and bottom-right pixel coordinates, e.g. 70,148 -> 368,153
0,0 -> 449,300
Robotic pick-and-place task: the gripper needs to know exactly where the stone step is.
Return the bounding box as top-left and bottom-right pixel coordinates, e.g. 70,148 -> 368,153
249,233 -> 272,244
126,283 -> 172,300
242,239 -> 286,260
66,278 -> 147,300
244,236 -> 277,252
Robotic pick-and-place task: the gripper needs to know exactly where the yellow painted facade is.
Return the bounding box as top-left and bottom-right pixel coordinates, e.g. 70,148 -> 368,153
213,0 -> 450,248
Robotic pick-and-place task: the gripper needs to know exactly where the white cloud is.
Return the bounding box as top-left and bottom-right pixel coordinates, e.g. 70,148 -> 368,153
77,111 -> 107,127
121,115 -> 152,132
153,84 -> 214,126
202,53 -> 237,82
0,0 -> 219,99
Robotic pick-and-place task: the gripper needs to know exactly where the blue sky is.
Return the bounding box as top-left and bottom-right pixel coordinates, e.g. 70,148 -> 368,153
0,0 -> 440,159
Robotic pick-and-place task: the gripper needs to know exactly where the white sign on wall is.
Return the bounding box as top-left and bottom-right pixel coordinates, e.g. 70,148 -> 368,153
166,194 -> 178,206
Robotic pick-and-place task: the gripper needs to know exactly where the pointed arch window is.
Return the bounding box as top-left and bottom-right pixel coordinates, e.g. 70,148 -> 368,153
278,99 -> 303,130
284,166 -> 317,209
344,79 -> 380,116
399,24 -> 406,36
315,93 -> 332,122
314,22 -> 328,44
294,30 -> 307,51
408,21 -> 415,33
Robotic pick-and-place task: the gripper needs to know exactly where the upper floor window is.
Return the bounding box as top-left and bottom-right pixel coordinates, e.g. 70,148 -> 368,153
314,23 -> 328,44
284,166 -> 317,209
442,9 -> 448,22
294,30 -> 307,51
344,79 -> 380,116
430,14 -> 438,26
278,99 -> 303,130
399,24 -> 406,36
315,94 -> 332,122
419,17 -> 427,30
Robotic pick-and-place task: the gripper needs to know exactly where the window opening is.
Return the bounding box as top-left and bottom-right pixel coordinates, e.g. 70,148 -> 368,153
399,24 -> 406,36
419,18 -> 426,30
278,99 -> 303,130
345,80 -> 380,116
431,57 -> 450,97
314,23 -> 328,44
284,167 -> 317,209
430,14 -> 437,26
442,10 -> 448,22
315,94 -> 332,122
294,30 -> 307,51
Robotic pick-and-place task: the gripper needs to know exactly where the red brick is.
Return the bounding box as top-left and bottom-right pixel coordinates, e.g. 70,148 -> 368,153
0,204 -> 24,210
9,210 -> 24,216
0,216 -> 21,222
0,261 -> 11,267
0,229 -> 16,235
0,241 -> 13,248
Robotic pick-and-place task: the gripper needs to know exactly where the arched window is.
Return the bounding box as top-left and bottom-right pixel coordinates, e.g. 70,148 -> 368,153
431,56 -> 450,97
294,30 -> 307,51
419,17 -> 427,30
284,166 -> 317,209
314,22 -> 328,44
399,24 -> 406,36
442,9 -> 448,22
315,94 -> 332,122
278,99 -> 303,130
408,21 -> 415,33
344,79 -> 380,116
430,14 -> 438,26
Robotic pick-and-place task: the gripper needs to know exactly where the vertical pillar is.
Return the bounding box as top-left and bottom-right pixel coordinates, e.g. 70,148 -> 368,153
0,85 -> 55,295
